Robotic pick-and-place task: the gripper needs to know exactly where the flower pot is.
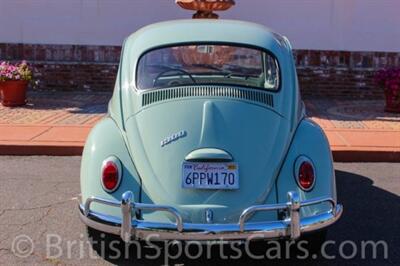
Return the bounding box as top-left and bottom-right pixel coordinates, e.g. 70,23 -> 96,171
0,80 -> 28,107
384,88 -> 400,113
176,0 -> 235,12
176,0 -> 235,18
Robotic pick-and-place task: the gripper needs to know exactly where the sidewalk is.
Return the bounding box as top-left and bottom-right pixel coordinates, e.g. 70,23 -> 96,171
305,99 -> 400,162
0,91 -> 108,155
0,91 -> 399,161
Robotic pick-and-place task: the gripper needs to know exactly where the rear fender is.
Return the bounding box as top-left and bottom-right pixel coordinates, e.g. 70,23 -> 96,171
276,119 -> 336,217
80,117 -> 141,218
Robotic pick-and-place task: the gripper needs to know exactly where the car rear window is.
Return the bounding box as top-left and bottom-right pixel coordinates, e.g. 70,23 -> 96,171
136,44 -> 280,91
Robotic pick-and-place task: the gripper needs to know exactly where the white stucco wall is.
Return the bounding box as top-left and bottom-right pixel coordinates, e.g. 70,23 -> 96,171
0,0 -> 399,52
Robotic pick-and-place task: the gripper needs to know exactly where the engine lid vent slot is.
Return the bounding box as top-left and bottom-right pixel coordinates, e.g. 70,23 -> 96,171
141,86 -> 274,108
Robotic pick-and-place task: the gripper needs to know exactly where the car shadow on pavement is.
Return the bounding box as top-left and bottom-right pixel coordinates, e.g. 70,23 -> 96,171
93,169 -> 399,266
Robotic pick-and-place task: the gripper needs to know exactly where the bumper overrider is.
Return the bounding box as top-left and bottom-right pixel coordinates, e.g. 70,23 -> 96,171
79,191 -> 343,242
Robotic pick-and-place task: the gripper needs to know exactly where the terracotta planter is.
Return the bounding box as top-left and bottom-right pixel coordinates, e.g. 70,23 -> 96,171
384,88 -> 400,113
176,0 -> 235,18
0,80 -> 28,107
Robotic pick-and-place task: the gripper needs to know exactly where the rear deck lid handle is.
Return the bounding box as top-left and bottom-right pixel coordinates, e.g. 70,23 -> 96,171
185,148 -> 233,162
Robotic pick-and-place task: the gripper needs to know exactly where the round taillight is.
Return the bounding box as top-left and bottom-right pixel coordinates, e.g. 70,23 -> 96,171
294,157 -> 316,191
101,159 -> 121,192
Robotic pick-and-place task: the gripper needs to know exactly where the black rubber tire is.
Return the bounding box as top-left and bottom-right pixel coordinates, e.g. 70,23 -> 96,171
248,230 -> 328,260
299,229 -> 328,255
86,226 -> 137,260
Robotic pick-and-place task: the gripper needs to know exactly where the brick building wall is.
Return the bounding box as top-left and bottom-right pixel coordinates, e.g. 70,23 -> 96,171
1,43 -> 398,99
294,50 -> 396,99
0,44 -> 120,91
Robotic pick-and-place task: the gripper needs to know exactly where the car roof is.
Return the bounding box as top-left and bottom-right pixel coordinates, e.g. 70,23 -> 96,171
123,19 -> 289,61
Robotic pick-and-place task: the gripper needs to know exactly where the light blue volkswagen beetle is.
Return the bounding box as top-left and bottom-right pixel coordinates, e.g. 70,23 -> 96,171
79,19 -> 343,249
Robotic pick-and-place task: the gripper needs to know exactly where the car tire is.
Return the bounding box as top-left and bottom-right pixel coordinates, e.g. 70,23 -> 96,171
86,226 -> 138,261
299,229 -> 327,255
275,230 -> 328,260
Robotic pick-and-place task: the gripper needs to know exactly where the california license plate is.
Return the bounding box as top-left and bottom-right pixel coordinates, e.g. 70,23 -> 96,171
182,162 -> 239,190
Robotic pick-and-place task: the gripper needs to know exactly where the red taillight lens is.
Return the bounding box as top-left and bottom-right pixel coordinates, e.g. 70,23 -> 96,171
298,161 -> 315,190
102,161 -> 120,192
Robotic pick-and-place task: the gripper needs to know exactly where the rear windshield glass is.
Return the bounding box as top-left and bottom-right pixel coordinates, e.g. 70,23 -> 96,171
136,44 -> 280,91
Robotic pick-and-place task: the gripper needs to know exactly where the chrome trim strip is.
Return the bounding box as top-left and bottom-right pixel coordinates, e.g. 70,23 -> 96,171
84,196 -> 119,216
80,190 -> 342,242
133,202 -> 184,232
239,203 -> 287,232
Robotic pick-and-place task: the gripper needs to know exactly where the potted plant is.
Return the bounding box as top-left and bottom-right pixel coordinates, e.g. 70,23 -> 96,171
176,0 -> 235,18
375,68 -> 400,113
0,61 -> 33,107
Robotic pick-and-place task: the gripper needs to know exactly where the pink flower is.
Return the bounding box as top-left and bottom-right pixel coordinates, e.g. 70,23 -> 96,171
0,60 -> 33,81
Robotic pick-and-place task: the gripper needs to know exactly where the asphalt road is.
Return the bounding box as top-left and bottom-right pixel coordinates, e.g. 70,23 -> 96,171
0,156 -> 399,265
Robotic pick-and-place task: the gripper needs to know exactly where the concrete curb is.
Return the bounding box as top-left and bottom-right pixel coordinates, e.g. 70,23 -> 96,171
333,150 -> 400,163
0,144 -> 84,156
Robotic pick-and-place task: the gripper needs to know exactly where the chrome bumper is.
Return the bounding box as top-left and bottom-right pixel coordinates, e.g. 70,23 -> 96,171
79,191 -> 343,242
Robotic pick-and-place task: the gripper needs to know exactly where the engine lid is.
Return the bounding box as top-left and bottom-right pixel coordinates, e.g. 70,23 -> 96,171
125,97 -> 291,223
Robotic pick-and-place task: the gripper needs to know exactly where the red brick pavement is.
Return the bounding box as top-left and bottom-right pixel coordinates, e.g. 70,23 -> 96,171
0,91 -> 108,155
305,99 -> 400,161
0,92 -> 399,161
